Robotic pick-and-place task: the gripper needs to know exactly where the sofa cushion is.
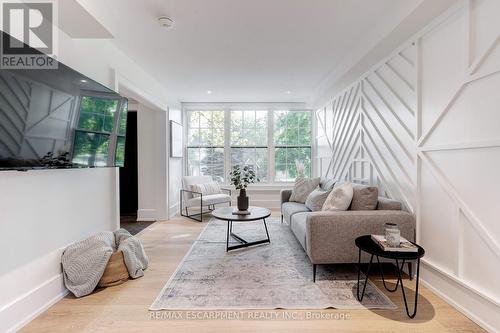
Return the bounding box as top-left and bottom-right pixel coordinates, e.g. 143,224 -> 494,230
322,182 -> 353,211
186,193 -> 231,207
319,178 -> 336,191
289,177 -> 321,203
305,189 -> 332,211
350,184 -> 378,210
282,202 -> 310,224
290,212 -> 308,250
377,197 -> 402,210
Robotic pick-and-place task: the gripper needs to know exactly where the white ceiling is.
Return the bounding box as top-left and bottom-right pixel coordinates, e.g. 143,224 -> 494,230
77,0 -> 425,104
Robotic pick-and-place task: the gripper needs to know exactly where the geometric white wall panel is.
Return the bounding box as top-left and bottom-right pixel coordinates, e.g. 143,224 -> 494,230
420,163 -> 459,274
426,73 -> 500,146
315,1 -> 500,330
316,45 -> 416,212
462,215 -> 500,302
420,10 -> 466,137
426,148 -> 500,240
470,0 -> 500,66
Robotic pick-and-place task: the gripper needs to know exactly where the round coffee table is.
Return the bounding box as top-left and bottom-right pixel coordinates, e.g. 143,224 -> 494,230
355,235 -> 425,318
212,206 -> 271,252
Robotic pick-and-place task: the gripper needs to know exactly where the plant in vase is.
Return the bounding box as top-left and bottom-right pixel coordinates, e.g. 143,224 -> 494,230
229,165 -> 260,211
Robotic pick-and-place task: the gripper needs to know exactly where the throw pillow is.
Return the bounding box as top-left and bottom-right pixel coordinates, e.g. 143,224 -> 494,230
305,188 -> 332,211
190,182 -> 221,196
289,177 -> 321,204
319,178 -> 336,191
322,182 -> 354,211
350,184 -> 379,210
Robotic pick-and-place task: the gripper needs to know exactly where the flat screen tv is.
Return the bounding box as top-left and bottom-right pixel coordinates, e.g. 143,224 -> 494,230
0,32 -> 128,170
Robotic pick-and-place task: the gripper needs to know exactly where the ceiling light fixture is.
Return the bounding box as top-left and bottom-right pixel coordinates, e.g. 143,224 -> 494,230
158,16 -> 174,29
207,90 -> 212,95
286,90 -> 291,95
80,79 -> 88,83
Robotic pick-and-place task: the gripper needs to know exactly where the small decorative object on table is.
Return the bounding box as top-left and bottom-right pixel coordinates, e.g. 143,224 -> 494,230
371,235 -> 418,253
384,222 -> 401,247
229,164 -> 260,214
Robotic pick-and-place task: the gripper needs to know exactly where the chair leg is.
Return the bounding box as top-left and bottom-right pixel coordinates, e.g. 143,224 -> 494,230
281,214 -> 283,223
313,264 -> 317,283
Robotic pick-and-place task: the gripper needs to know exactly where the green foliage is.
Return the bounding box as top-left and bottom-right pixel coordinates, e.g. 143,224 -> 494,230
229,165 -> 260,190
77,96 -> 118,133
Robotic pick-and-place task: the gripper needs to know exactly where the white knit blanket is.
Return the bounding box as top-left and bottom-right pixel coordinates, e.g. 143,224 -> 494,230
61,228 -> 149,297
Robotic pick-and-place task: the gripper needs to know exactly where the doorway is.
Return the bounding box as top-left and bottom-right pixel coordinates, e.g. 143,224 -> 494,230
119,111 -> 141,233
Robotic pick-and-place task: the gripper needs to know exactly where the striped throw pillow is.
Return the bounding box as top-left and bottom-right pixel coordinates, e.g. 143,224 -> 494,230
190,182 -> 221,196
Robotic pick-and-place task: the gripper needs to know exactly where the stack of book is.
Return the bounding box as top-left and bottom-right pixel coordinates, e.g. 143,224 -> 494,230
371,235 -> 418,252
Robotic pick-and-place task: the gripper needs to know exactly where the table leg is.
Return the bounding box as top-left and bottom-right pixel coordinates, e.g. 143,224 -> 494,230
356,249 -> 374,302
396,258 -> 421,318
377,256 -> 404,292
263,218 -> 270,242
226,220 -> 231,252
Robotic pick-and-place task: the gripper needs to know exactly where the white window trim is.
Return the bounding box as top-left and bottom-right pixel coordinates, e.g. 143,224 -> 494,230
183,103 -> 314,186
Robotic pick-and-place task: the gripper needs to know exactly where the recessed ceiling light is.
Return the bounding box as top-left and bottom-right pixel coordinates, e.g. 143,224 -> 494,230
80,79 -> 88,83
207,90 -> 212,95
158,16 -> 174,28
286,90 -> 291,95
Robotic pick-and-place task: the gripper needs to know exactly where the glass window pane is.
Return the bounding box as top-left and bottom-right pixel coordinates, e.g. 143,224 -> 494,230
274,147 -> 311,182
115,136 -> 126,167
231,110 -> 268,146
187,147 -> 225,182
273,110 -> 311,146
77,96 -> 118,133
72,131 -> 110,167
231,147 -> 267,182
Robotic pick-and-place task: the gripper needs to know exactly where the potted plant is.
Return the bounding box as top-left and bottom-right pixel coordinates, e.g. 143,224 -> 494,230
229,165 -> 259,211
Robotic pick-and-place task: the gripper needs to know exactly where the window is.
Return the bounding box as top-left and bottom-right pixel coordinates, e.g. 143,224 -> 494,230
186,108 -> 312,184
186,111 -> 225,182
274,111 -> 312,182
230,110 -> 268,181
72,95 -> 127,167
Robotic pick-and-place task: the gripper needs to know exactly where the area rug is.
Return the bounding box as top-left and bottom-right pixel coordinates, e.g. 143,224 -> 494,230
150,218 -> 396,310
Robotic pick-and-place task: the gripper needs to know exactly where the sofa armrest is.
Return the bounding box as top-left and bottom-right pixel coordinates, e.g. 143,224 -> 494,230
305,210 -> 415,263
280,189 -> 292,206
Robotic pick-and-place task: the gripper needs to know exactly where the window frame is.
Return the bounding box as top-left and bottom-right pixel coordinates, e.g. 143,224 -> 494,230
184,105 -> 314,185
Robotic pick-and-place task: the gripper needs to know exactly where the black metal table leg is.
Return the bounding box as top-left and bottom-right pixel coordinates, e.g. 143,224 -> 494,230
377,256 -> 404,292
395,258 -> 421,318
226,218 -> 271,251
357,250 -> 374,302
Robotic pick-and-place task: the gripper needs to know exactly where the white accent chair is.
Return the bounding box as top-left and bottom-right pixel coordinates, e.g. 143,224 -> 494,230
180,176 -> 232,222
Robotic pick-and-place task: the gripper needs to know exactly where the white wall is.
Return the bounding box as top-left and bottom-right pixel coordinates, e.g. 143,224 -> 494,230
137,104 -> 169,221
0,24 -> 173,332
168,109 -> 183,218
314,1 -> 500,331
0,168 -> 119,332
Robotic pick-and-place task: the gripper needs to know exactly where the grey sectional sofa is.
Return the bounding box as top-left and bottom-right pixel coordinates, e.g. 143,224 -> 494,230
281,182 -> 415,282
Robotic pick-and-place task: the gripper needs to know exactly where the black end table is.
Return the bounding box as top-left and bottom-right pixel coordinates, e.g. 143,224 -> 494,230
212,206 -> 271,252
355,235 -> 425,318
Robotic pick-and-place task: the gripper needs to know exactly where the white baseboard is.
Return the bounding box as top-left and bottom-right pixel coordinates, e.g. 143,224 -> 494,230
169,203 -> 179,219
421,261 -> 500,333
137,208 -> 156,221
0,273 -> 67,333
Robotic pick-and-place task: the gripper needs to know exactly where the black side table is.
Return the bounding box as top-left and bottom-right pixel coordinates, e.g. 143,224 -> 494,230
355,235 -> 425,318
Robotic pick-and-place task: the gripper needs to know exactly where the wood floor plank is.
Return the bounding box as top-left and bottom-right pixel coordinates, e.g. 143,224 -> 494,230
21,212 -> 485,333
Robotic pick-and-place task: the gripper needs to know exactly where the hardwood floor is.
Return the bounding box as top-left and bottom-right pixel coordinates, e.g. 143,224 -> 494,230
22,212 -> 484,333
